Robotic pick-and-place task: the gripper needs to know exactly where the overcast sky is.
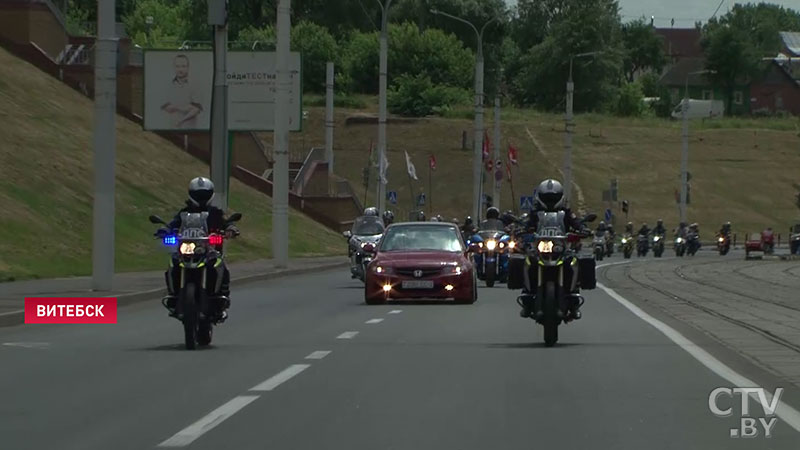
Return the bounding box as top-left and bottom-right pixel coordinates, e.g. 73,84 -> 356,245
506,1 -> 800,28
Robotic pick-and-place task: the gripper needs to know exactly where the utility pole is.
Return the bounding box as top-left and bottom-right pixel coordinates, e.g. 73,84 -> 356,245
272,0 -> 291,267
681,69 -> 715,224
209,0 -> 229,210
377,0 -> 393,215
493,96 -> 501,211
564,51 -> 601,207
430,8 -> 498,221
325,61 -> 334,188
91,0 -> 117,291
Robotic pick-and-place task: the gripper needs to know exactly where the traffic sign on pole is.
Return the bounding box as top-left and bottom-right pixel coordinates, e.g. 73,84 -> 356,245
387,191 -> 398,205
520,196 -> 534,212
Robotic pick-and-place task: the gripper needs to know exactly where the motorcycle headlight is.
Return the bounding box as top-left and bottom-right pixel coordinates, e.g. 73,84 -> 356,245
676,238 -> 684,243
486,240 -> 497,251
653,236 -> 661,241
718,237 -> 724,242
179,242 -> 196,255
621,238 -> 628,244
508,241 -> 516,249
537,240 -> 554,253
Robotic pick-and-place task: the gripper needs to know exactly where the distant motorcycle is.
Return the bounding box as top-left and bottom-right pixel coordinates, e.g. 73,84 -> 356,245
621,234 -> 634,259
636,234 -> 649,257
343,216 -> 384,282
605,234 -> 615,257
687,232 -> 701,256
652,234 -> 665,258
593,231 -> 606,261
674,236 -> 687,257
469,230 -> 510,287
717,233 -> 731,256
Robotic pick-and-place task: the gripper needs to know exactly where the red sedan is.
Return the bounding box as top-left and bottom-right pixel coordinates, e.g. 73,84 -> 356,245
364,222 -> 477,304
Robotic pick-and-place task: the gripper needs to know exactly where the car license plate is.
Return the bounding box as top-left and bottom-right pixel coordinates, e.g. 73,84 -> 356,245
402,280 -> 434,289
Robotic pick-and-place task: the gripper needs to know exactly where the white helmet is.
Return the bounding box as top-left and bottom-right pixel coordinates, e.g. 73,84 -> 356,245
534,179 -> 565,211
188,177 -> 215,207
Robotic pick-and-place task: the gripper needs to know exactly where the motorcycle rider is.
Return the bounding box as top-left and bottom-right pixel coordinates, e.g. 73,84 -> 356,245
480,207 -> 505,231
625,221 -> 634,235
382,210 -> 395,227
364,206 -> 379,217
674,221 -> 688,238
520,179 -> 590,320
416,211 -> 427,222
461,216 -> 477,237
638,222 -> 651,238
162,177 -> 239,321
719,221 -> 732,238
653,219 -> 666,237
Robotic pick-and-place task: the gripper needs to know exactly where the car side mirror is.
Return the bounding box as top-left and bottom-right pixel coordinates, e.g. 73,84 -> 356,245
343,231 -> 352,239
583,213 -> 597,223
149,215 -> 166,225
362,242 -> 376,253
227,212 -> 243,223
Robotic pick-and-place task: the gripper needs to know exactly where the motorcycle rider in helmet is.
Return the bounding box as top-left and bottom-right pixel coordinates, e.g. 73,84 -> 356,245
719,221 -> 732,238
674,222 -> 688,238
363,206 -> 379,217
416,210 -> 427,222
520,179 -> 590,320
653,219 -> 666,236
163,177 -> 239,322
625,221 -> 634,235
480,206 -> 504,231
461,216 -> 476,237
382,210 -> 395,227
637,222 -> 651,238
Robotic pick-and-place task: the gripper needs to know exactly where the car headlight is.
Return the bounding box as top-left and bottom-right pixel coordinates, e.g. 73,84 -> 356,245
447,265 -> 463,275
486,240 -> 497,251
179,242 -> 196,255
537,240 -> 554,253
374,266 -> 393,274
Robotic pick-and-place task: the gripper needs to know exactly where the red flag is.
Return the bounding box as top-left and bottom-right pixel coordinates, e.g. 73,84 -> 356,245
482,131 -> 490,161
508,143 -> 519,166
429,154 -> 437,171
485,159 -> 494,172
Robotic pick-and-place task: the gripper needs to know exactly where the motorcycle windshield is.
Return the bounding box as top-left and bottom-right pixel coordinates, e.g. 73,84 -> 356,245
180,212 -> 209,238
352,216 -> 384,236
536,212 -> 567,238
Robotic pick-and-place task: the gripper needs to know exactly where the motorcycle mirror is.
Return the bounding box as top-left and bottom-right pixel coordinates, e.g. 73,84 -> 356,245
362,242 -> 376,253
227,212 -> 243,223
583,213 -> 597,223
468,243 -> 481,253
149,215 -> 166,225
343,231 -> 352,239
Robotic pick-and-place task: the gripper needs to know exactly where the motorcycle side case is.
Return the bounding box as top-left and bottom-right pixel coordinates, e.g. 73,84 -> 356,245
507,254 -> 526,290
577,255 -> 596,290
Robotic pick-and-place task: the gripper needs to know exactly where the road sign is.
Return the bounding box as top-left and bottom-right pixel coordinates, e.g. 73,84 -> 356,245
417,193 -> 426,207
387,191 -> 398,205
605,208 -> 612,222
520,196 -> 535,212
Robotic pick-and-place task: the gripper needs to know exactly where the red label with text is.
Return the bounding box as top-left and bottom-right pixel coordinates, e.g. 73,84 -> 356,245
24,298 -> 117,324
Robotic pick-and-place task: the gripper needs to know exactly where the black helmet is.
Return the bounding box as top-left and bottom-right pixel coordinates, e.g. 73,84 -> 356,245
416,211 -> 426,221
382,210 -> 395,225
679,222 -> 687,228
363,207 -> 379,217
464,216 -> 473,226
657,219 -> 663,226
188,177 -> 215,207
534,179 -> 565,211
501,210 -> 515,226
486,207 -> 500,220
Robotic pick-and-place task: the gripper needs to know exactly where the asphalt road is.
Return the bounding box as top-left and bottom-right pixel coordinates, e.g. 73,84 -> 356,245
1,263 -> 799,449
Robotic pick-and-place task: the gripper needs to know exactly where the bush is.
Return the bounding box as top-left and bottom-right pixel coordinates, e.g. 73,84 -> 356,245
303,94 -> 368,109
388,74 -> 470,117
613,82 -> 645,117
291,21 -> 340,93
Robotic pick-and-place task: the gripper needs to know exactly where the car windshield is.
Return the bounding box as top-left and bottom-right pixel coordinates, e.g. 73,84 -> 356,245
380,225 -> 464,252
352,216 -> 384,236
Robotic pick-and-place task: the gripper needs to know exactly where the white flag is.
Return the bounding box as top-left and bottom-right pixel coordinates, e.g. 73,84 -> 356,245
405,151 -> 418,181
379,152 -> 389,185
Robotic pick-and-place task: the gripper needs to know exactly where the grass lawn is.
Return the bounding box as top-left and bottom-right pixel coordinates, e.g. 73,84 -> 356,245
0,47 -> 342,282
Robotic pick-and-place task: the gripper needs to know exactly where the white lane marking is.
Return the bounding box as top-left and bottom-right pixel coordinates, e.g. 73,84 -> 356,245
598,283 -> 800,433
2,342 -> 50,349
305,350 -> 331,360
158,395 -> 260,447
337,331 -> 359,339
596,260 -> 633,269
388,310 -> 403,314
249,364 -> 311,392
0,309 -> 24,317
365,318 -> 384,324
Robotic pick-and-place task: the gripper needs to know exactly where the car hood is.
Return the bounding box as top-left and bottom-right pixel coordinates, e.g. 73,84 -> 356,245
375,251 -> 466,266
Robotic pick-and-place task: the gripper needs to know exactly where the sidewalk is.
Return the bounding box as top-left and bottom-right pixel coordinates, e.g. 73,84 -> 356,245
0,257 -> 347,327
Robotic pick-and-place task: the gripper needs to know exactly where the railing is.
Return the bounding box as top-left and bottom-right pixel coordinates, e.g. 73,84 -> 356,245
292,147 -> 326,195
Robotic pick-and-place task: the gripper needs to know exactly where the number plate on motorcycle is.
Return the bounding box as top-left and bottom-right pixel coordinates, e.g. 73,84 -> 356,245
402,280 -> 434,289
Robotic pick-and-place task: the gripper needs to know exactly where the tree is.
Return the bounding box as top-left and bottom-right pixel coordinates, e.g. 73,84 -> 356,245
621,19 -> 665,81
387,74 -> 470,117
705,3 -> 800,54
291,21 -> 340,92
612,82 -> 644,117
124,0 -> 186,47
703,26 -> 759,114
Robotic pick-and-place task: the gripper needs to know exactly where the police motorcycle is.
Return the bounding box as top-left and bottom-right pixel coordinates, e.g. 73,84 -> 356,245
467,229 -> 513,287
343,215 -> 385,282
150,211 -> 242,350
507,212 -> 597,347
592,229 -> 607,261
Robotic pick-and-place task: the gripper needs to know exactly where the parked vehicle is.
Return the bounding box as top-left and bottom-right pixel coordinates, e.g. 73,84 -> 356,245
671,99 -> 725,120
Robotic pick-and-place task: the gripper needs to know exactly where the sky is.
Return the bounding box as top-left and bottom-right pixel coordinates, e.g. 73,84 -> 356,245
505,1 -> 800,27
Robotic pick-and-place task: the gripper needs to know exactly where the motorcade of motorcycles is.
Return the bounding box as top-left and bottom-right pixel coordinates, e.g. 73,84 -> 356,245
150,211 -> 242,350
343,216 -> 385,282
652,234 -> 665,257
507,212 -> 597,347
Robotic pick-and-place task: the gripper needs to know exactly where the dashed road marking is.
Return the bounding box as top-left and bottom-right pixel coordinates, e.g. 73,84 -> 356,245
388,310 -> 403,314
337,331 -> 359,339
305,350 -> 331,360
249,364 -> 311,392
365,318 -> 384,324
158,395 -> 260,447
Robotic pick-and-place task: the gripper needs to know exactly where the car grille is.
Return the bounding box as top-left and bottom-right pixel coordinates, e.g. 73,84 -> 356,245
395,268 -> 443,278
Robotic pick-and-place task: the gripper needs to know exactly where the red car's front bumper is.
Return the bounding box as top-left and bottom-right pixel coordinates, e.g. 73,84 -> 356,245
365,272 -> 474,301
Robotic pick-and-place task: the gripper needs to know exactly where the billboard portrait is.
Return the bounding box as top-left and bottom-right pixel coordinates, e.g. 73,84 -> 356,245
144,51 -> 213,131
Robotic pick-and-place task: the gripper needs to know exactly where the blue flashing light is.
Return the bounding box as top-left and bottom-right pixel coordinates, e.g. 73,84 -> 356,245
163,235 -> 178,246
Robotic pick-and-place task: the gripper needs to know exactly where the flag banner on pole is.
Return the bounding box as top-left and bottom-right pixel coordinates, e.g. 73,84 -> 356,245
380,152 -> 389,185
506,161 -> 513,181
405,151 -> 418,180
508,143 -> 519,165
482,131 -> 490,161
485,159 -> 493,172
429,154 -> 436,171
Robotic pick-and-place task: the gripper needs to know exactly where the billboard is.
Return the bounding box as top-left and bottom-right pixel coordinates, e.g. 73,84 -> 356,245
143,50 -> 302,131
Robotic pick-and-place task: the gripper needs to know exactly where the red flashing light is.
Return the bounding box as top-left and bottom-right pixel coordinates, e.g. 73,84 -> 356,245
209,234 -> 224,246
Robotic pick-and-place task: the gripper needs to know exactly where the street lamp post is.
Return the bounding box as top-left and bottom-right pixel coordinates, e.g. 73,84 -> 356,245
376,0 -> 393,216
430,9 -> 498,221
563,51 -> 601,207
680,69 -> 715,224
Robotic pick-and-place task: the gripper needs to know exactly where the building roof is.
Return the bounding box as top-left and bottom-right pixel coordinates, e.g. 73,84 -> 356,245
659,57 -> 711,86
655,28 -> 704,59
779,31 -> 800,57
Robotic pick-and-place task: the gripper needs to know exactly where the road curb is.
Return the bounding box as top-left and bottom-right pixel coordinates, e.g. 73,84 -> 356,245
0,260 -> 348,329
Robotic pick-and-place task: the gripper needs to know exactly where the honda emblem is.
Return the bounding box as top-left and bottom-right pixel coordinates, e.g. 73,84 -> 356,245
413,269 -> 423,278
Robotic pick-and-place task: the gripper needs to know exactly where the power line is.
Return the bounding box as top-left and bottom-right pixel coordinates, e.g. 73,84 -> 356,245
710,0 -> 726,19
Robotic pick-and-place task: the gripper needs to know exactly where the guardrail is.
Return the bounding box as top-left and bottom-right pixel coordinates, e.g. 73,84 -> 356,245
292,147 -> 326,195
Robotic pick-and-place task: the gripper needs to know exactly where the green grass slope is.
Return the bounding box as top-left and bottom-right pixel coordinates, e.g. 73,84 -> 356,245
0,47 -> 341,281
285,102 -> 800,235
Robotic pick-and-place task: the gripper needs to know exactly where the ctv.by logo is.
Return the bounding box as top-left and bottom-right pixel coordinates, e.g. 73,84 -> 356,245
708,387 -> 783,438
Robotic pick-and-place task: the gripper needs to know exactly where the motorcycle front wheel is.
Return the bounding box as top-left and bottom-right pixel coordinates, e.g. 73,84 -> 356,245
181,282 -> 198,350
485,260 -> 496,288
543,282 -> 559,347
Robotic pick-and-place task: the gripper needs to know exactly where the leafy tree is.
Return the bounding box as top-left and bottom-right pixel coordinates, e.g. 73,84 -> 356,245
621,19 -> 665,81
388,73 -> 469,117
705,3 -> 800,54
291,21 -> 340,92
612,82 -> 644,117
341,30 -> 380,93
124,0 -> 186,47
702,26 -> 760,114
